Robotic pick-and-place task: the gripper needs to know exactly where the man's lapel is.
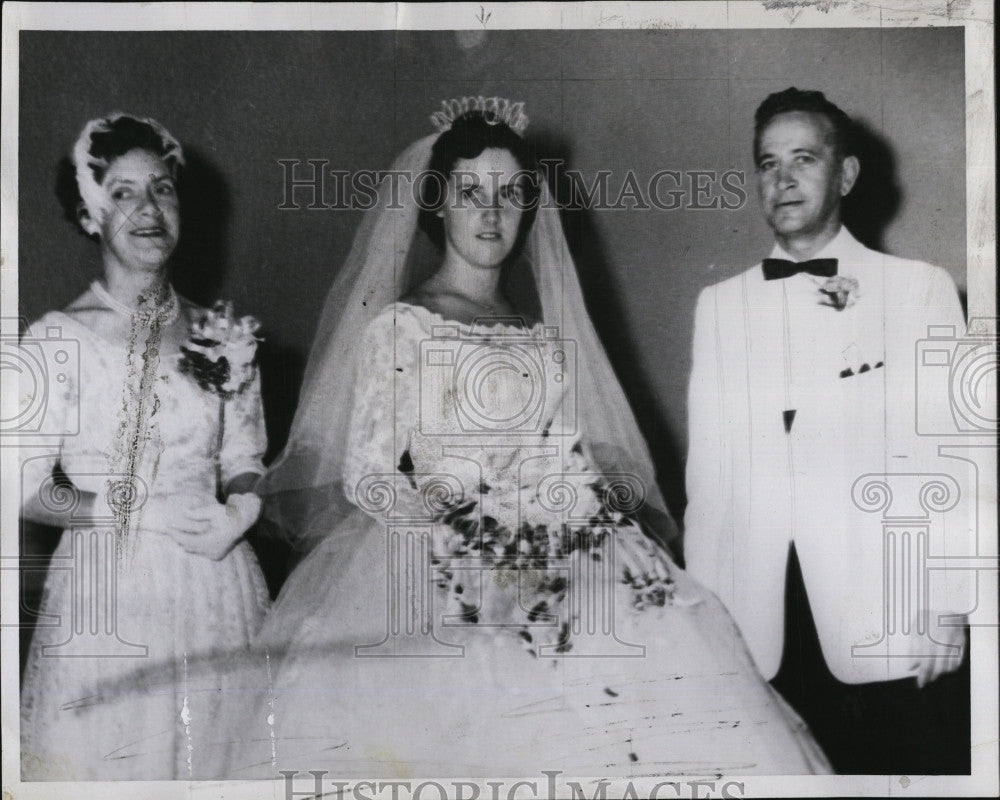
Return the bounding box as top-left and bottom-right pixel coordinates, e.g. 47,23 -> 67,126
740,266 -> 788,423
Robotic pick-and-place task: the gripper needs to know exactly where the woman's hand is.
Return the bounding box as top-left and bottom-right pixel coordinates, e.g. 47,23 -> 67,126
144,493 -> 262,561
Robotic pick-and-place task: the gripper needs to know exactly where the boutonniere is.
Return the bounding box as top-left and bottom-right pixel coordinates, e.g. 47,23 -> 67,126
179,301 -> 262,399
819,275 -> 860,310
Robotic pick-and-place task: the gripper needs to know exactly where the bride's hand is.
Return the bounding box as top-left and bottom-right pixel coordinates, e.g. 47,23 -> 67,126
613,524 -> 703,608
615,524 -> 672,583
147,493 -> 262,561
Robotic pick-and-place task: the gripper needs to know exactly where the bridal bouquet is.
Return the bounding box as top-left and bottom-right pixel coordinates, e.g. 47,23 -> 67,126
407,438 -> 676,657
179,300 -> 262,399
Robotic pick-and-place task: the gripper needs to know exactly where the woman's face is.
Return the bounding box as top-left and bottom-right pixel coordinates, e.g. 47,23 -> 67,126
439,147 -> 529,270
81,148 -> 180,273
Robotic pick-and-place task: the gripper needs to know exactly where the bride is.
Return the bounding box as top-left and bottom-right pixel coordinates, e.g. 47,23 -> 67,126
224,99 -> 831,778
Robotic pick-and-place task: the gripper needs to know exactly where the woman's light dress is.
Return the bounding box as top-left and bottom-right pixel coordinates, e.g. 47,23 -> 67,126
20,306 -> 270,780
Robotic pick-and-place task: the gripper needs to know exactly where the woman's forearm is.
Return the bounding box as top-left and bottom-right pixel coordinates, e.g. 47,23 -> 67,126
223,471 -> 261,499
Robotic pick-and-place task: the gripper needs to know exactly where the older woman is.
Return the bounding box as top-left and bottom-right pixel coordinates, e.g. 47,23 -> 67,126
19,113 -> 270,780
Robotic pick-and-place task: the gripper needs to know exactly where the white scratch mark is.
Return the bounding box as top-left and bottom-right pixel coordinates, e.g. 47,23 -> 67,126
181,651 -> 193,777
266,648 -> 278,771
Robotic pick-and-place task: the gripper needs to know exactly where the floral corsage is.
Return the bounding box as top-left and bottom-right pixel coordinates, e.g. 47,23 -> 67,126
819,275 -> 860,311
179,301 -> 261,399
179,301 -> 262,496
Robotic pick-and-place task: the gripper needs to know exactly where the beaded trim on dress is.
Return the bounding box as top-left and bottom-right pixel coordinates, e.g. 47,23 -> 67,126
90,280 -> 180,325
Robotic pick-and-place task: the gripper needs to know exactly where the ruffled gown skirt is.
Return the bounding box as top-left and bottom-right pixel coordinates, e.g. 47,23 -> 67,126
222,510 -> 830,779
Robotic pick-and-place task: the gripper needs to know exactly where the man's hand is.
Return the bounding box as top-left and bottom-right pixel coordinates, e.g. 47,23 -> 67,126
909,610 -> 967,688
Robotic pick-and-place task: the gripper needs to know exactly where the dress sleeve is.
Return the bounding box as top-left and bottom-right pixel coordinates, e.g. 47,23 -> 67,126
17,313 -> 77,514
219,370 -> 268,485
342,309 -> 430,521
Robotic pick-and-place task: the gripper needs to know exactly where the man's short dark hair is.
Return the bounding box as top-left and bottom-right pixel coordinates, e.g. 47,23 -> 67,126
753,87 -> 854,164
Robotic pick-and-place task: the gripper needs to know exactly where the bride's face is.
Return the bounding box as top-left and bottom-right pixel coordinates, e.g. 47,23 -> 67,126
439,147 -> 529,270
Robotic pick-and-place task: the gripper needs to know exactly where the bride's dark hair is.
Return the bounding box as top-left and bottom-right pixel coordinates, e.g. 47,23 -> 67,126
417,110 -> 538,250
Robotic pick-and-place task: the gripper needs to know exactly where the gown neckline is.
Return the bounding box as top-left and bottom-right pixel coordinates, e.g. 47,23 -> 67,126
391,300 -> 543,335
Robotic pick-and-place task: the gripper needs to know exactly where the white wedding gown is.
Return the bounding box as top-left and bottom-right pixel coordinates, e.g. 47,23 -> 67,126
220,303 -> 830,778
19,308 -> 271,781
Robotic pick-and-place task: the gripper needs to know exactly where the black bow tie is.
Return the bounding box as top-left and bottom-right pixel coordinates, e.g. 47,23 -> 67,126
762,257 -> 838,280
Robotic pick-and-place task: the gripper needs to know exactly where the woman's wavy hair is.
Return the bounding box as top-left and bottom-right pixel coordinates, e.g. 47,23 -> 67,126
56,115 -> 184,236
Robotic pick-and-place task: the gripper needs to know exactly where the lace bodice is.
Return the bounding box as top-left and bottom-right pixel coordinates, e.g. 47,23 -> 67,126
20,309 -> 266,515
344,304 -> 579,517
342,303 -> 675,651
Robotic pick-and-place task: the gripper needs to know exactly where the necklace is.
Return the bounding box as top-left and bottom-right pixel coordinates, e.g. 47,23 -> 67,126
429,288 -> 501,312
91,279 -> 179,325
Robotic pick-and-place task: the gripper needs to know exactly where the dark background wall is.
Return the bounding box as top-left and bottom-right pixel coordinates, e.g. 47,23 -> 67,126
19,27 -> 966,530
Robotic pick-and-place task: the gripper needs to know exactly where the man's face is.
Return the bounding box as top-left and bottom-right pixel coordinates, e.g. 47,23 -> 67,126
755,111 -> 856,241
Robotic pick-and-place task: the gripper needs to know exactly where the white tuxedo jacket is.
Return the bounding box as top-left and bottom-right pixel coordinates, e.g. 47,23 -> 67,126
683,228 -> 972,683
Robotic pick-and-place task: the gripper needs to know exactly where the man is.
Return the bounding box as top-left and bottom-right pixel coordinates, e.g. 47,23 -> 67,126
683,87 -> 971,774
